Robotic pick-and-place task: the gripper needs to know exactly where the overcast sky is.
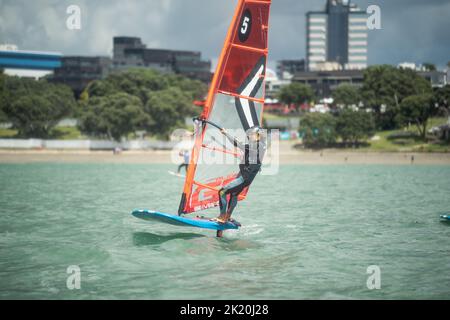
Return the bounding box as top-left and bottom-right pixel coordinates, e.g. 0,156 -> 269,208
1,0 -> 449,70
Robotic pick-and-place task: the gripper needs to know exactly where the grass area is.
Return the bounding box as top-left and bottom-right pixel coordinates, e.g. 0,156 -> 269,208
49,126 -> 84,140
0,128 -> 17,138
363,117 -> 450,153
263,113 -> 294,121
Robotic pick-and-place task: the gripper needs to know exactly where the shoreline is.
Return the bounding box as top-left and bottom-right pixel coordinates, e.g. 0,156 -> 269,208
1,149 -> 450,165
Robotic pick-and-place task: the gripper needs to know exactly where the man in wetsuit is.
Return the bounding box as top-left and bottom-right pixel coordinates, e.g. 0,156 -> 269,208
215,126 -> 266,237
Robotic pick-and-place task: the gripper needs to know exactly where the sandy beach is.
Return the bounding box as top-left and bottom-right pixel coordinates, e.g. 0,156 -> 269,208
1,148 -> 449,165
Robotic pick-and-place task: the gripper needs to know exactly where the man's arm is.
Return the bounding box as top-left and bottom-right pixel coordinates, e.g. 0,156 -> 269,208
221,128 -> 245,151
193,117 -> 245,150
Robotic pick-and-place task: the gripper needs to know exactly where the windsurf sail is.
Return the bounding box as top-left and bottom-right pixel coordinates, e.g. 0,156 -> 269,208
179,0 -> 271,214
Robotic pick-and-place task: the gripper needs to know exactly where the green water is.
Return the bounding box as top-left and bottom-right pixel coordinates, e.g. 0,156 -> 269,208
0,163 -> 449,299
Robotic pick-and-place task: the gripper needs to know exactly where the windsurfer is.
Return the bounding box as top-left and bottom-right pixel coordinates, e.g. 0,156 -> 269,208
178,149 -> 190,173
215,126 -> 266,237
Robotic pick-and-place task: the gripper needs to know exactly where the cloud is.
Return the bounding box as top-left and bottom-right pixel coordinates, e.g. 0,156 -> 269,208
0,0 -> 449,67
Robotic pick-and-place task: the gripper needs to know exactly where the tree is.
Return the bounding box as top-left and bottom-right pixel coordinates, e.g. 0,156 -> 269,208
332,84 -> 361,107
2,76 -> 76,138
299,113 -> 336,148
79,69 -> 207,140
396,94 -> 436,140
145,87 -> 196,138
434,85 -> 450,125
336,109 -> 376,146
360,65 -> 432,130
434,85 -> 450,110
0,70 -> 7,123
78,93 -> 153,141
278,82 -> 314,112
422,63 -> 437,71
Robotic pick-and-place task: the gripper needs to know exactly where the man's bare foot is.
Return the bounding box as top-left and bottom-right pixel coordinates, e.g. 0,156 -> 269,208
216,230 -> 223,238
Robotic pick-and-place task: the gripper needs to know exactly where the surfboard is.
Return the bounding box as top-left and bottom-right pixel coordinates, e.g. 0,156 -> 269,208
132,209 -> 241,231
168,171 -> 185,178
440,214 -> 450,221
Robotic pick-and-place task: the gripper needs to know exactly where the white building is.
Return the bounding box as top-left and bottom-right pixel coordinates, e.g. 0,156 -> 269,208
306,0 -> 368,71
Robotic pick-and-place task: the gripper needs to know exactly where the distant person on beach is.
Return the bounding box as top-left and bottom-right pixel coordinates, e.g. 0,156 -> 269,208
411,155 -> 415,164
178,149 -> 190,173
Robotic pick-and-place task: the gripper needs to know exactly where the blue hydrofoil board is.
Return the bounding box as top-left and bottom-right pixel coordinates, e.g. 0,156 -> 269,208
132,209 -> 241,231
440,214 -> 450,221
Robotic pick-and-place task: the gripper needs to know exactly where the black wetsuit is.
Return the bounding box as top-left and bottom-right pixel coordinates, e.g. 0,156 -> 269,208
219,134 -> 266,216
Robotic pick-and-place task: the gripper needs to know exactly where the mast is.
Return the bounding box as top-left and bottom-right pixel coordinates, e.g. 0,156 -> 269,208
179,0 -> 271,215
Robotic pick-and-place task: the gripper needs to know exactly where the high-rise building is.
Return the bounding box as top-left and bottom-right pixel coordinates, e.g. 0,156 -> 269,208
306,0 -> 367,71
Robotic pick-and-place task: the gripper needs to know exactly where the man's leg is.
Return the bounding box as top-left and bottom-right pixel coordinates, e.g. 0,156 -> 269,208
217,174 -> 244,222
177,163 -> 183,173
219,189 -> 228,217
225,193 -> 239,220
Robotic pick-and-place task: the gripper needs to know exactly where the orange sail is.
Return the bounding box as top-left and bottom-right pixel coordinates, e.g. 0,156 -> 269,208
179,0 -> 271,214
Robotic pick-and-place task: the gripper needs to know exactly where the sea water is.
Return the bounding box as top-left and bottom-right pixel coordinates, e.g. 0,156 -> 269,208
0,163 -> 449,299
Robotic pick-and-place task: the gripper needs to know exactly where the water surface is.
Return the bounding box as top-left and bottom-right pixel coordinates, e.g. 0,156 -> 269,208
0,163 -> 449,299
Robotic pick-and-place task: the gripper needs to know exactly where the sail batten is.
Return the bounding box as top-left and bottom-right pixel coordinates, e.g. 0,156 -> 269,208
179,0 -> 271,215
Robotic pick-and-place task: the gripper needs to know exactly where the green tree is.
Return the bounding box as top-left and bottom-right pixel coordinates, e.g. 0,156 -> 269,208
145,87 -> 196,138
396,94 -> 436,140
278,83 -> 315,111
299,113 -> 336,148
79,69 -> 207,140
78,93 -> 153,141
434,85 -> 450,112
422,63 -> 437,71
2,76 -> 76,138
336,109 -> 376,146
360,65 -> 432,130
0,70 -> 7,122
166,74 -> 207,101
332,84 -> 361,107
434,85 -> 450,127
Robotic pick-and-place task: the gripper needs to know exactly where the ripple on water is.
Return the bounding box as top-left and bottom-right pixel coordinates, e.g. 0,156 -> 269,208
1,164 -> 450,299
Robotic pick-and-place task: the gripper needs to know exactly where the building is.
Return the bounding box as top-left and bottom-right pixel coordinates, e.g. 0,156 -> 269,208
265,68 -> 291,99
276,59 -> 306,80
418,70 -> 447,88
398,62 -> 448,87
50,56 -> 112,97
112,36 -> 212,83
306,0 -> 368,71
0,44 -> 62,79
293,67 -> 447,99
113,37 -> 146,67
293,69 -> 364,97
172,50 -> 212,83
